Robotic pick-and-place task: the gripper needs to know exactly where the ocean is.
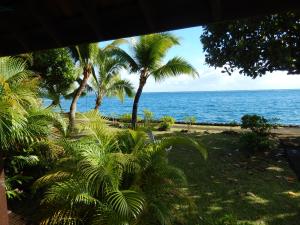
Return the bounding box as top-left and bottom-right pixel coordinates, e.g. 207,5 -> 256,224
45,89 -> 300,125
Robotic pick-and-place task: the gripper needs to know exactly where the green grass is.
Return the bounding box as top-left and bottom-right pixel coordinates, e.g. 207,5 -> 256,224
164,132 -> 300,225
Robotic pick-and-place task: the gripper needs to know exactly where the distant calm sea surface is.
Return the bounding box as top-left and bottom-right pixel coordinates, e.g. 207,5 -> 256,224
46,89 -> 300,125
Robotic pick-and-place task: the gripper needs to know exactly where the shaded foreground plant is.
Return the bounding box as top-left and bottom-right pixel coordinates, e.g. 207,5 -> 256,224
35,111 -> 206,225
0,57 -> 68,224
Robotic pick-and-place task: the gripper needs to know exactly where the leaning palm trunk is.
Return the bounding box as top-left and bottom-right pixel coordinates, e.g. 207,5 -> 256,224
94,95 -> 102,110
69,68 -> 90,131
0,150 -> 9,225
132,76 -> 146,129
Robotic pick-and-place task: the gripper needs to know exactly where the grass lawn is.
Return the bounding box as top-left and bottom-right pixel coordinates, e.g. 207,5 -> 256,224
163,131 -> 300,225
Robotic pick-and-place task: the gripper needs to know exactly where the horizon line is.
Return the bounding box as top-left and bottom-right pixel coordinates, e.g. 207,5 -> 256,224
142,88 -> 300,93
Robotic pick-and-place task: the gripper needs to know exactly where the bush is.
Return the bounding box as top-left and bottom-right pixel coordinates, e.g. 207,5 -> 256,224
241,114 -> 277,134
119,113 -> 141,123
158,116 -> 176,131
184,116 -> 197,132
240,114 -> 278,154
143,109 -> 154,128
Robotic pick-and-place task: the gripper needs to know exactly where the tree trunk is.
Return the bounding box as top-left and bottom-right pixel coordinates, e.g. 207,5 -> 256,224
47,99 -> 59,108
94,95 -> 102,110
0,150 -> 9,225
131,76 -> 146,129
69,69 -> 90,132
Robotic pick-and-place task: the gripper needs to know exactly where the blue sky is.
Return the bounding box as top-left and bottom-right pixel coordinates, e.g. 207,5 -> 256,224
100,26 -> 300,92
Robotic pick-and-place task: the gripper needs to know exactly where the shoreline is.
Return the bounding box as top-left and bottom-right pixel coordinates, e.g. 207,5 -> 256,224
104,116 -> 300,128
61,112 -> 300,128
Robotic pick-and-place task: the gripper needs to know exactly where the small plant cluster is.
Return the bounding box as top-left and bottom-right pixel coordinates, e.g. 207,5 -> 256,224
158,115 -> 176,131
182,116 -> 197,132
239,114 -> 278,154
119,113 -> 142,127
143,108 -> 154,129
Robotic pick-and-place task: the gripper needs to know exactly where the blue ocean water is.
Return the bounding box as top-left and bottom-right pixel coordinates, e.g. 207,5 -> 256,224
45,89 -> 300,125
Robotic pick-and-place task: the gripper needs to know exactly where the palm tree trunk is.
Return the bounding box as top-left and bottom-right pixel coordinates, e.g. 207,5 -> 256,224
94,95 -> 102,110
69,69 -> 90,132
131,76 -> 146,129
47,99 -> 59,108
0,150 -> 9,225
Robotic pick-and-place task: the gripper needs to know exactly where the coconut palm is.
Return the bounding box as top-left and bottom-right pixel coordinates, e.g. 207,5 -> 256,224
68,43 -> 99,132
92,48 -> 134,110
112,33 -> 199,128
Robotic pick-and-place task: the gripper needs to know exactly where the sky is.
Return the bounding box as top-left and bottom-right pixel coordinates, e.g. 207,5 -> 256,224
100,26 -> 300,92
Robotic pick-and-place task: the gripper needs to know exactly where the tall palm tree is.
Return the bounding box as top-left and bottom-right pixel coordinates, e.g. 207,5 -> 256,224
112,33 -> 199,128
92,48 -> 134,110
68,43 -> 98,132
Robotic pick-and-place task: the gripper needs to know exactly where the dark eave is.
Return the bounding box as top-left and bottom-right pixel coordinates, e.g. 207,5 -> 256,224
0,0 -> 300,56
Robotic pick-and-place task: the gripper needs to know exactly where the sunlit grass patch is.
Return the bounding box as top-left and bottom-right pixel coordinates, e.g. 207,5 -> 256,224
165,132 -> 300,225
266,166 -> 284,172
282,190 -> 300,199
244,192 -> 270,205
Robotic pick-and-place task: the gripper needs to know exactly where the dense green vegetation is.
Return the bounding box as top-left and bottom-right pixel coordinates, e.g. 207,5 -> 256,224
0,33 -> 208,225
33,112 -> 206,225
1,30 -> 300,225
200,11 -> 300,78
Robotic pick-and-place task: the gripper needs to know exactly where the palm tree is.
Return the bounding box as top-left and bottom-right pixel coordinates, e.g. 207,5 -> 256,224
92,48 -> 134,110
68,43 -> 98,132
35,111 -> 207,225
35,112 -> 145,225
0,57 -> 37,224
112,33 -> 199,128
0,57 -> 68,225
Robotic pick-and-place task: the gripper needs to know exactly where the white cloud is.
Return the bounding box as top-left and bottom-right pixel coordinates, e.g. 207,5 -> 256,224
120,66 -> 300,92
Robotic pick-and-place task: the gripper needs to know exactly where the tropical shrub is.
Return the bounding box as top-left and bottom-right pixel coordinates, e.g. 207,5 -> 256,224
184,116 -> 197,132
158,116 -> 176,131
35,111 -> 206,225
0,56 -> 67,224
143,109 -> 154,129
240,114 -> 278,154
120,113 -> 141,124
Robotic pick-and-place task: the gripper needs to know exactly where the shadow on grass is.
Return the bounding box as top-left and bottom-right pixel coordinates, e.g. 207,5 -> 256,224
164,132 -> 300,225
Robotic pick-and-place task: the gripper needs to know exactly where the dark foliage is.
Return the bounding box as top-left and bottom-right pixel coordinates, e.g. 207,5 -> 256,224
201,11 -> 300,78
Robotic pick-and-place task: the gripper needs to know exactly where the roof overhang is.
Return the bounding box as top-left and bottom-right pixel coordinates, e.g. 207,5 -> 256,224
1,0 -> 300,56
